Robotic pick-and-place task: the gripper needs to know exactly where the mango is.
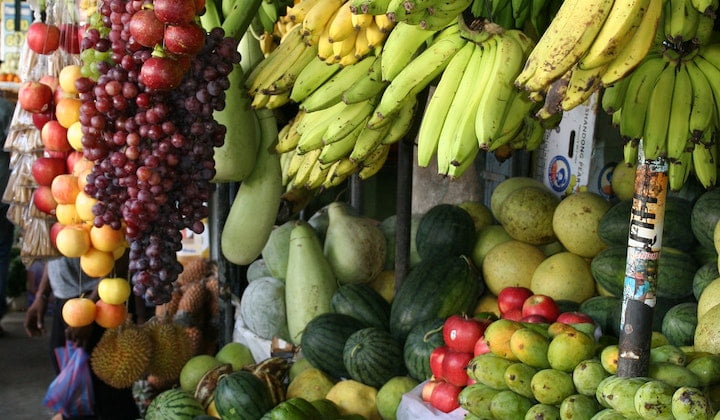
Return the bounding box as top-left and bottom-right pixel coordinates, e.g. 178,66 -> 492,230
651,331 -> 670,348
633,379 -> 675,420
530,368 -> 576,405
458,382 -> 499,418
488,390 -> 535,419
595,375 -> 623,408
649,362 -> 702,388
600,345 -> 619,374
573,359 -> 609,397
687,354 -> 720,386
559,394 -> 599,420
590,408 -> 627,419
547,330 -> 596,372
467,353 -> 513,390
604,376 -> 650,417
510,327 -> 551,369
504,363 -> 537,399
375,376 -> 418,420
286,367 -> 336,401
524,403 -> 560,420
649,344 -> 687,366
671,386 -> 713,420
484,318 -> 524,360
547,321 -> 578,338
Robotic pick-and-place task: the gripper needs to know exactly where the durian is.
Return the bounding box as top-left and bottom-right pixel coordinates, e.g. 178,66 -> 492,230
144,318 -> 194,383
91,322 -> 153,388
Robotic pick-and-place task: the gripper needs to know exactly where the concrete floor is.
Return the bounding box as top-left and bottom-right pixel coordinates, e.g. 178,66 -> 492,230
0,310 -> 57,420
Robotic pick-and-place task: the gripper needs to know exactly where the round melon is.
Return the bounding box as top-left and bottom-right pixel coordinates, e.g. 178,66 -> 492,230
610,161 -> 636,201
552,191 -> 612,258
180,355 -> 224,393
471,225 -> 512,269
499,187 -> 559,245
697,277 -> 720,320
530,252 -> 596,303
239,276 -> 290,341
483,240 -> 546,296
145,388 -> 204,420
490,177 -> 548,221
694,303 -> 720,353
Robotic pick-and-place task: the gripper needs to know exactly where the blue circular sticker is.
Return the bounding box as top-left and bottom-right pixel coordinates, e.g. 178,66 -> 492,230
598,162 -> 615,198
548,155 -> 571,193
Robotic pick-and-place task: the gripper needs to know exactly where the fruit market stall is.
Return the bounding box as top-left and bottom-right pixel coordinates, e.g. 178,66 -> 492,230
4,0 -> 720,418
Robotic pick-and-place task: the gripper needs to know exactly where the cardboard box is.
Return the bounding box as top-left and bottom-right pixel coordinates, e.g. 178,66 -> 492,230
177,219 -> 210,260
532,93 -> 624,199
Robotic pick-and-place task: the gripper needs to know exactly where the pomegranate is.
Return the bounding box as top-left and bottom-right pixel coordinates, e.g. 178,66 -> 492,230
164,23 -> 206,56
128,9 -> 165,48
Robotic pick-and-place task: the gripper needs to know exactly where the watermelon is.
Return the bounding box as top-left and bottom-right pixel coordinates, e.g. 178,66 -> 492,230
300,313 -> 368,380
694,261 -> 720,300
691,189 -> 720,250
403,318 -> 445,381
578,295 -> 622,337
389,255 -> 481,342
331,283 -> 391,330
240,276 -> 290,341
415,204 -> 477,260
661,302 -> 698,347
260,397 -> 322,419
343,327 -> 407,388
213,370 -> 274,420
146,388 -> 205,420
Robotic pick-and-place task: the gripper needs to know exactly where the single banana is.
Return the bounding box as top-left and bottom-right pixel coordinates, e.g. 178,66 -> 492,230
333,30 -> 358,60
258,1 -> 279,33
693,14 -> 715,45
618,55 -> 667,140
317,21 -> 335,60
685,59 -> 716,140
578,0 -> 652,70
445,145 -> 479,179
319,117 -> 367,164
245,24 -> 304,94
641,63 -> 675,160
335,157 -> 360,177
380,21 -> 438,81
251,92 -> 271,108
322,160 -> 353,188
416,40 -> 474,167
624,137 -> 640,165
560,63 -> 606,111
286,0 -> 325,23
297,103 -> 348,153
666,62 -> 694,161
599,0 -> 663,85
600,75 -> 630,114
489,89 -> 537,151
349,0 -> 391,14
381,95 -> 417,144
292,148 -> 323,187
515,0 -> 614,94
339,51 -> 361,67
374,13 -> 395,32
693,53 -> 720,124
354,27 -> 372,58
512,0 -> 532,28
666,0 -> 699,44
265,91 -> 291,109
296,101 -> 346,134
523,117 -> 547,151
692,131 -> 717,188
365,21 -> 387,48
264,43 -> 319,95
276,113 -> 304,153
668,148 -> 692,191
280,149 -> 296,186
341,56 -> 388,104
284,148 -> 306,181
358,144 -> 391,179
290,56 -> 341,103
349,119 -> 392,161
475,33 -> 525,151
691,0 -> 719,14
322,97 -> 377,144
300,55 -> 377,111
351,12 -> 374,29
303,0 -> 345,45
535,69 -> 571,120
252,40 -> 311,94
434,42 -> 483,175
368,29 -> 466,128
305,160 -> 334,190
328,1 -> 355,42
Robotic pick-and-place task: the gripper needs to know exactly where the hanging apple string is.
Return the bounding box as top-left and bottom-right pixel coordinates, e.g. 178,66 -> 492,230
78,0 -> 240,304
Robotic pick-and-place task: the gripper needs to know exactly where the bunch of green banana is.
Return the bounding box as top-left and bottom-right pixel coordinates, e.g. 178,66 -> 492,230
386,0 -> 473,30
516,0 -> 665,118
416,27 -> 542,178
465,0 -> 563,35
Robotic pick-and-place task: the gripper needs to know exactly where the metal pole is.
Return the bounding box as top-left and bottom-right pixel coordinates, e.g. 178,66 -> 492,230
617,158 -> 668,377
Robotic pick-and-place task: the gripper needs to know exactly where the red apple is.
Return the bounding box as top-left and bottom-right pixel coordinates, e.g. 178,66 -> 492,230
498,286 -> 534,315
443,314 -> 491,353
39,75 -> 59,91
473,336 -> 490,356
501,308 -> 523,321
49,221 -> 64,247
66,151 -> 85,174
59,23 -> 81,54
441,350 -> 473,387
429,345 -> 449,379
522,294 -> 560,323
41,120 -> 71,152
556,311 -> 596,325
32,109 -> 54,130
421,379 -> 440,402
429,381 -> 462,413
33,185 -> 58,214
44,150 -> 70,159
32,156 -> 67,186
54,85 -> 74,104
26,22 -> 60,54
467,376 -> 476,386
18,81 -> 53,113
520,314 -> 550,323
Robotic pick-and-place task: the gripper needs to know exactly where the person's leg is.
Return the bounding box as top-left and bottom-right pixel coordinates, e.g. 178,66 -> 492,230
0,211 -> 14,327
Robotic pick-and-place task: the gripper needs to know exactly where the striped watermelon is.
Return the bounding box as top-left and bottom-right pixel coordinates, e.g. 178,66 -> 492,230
145,388 -> 204,420
331,283 -> 391,330
403,318 -> 445,381
343,327 -> 407,388
300,313 -> 368,380
213,370 -> 274,420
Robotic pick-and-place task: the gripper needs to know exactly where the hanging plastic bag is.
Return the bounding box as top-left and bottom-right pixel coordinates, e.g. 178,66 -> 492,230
42,340 -> 95,417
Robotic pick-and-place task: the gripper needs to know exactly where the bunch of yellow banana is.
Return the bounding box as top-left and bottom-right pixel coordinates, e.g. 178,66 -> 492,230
515,0 -> 668,120
602,42 -> 720,191
416,27 -> 543,178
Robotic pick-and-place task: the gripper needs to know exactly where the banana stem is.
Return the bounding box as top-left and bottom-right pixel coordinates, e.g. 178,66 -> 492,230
222,0 -> 265,41
200,0 -> 222,30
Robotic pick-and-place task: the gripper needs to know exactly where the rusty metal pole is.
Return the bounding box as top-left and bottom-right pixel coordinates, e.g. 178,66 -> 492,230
616,158 -> 669,377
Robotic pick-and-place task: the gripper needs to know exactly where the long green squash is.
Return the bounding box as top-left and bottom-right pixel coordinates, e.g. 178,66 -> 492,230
220,109 -> 283,265
285,221 -> 338,344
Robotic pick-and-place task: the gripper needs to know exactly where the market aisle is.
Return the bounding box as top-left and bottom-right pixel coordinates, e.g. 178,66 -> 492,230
0,310 -> 56,420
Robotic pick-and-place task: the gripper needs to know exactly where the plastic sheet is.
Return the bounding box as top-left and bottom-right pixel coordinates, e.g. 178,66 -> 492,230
396,381 -> 467,420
